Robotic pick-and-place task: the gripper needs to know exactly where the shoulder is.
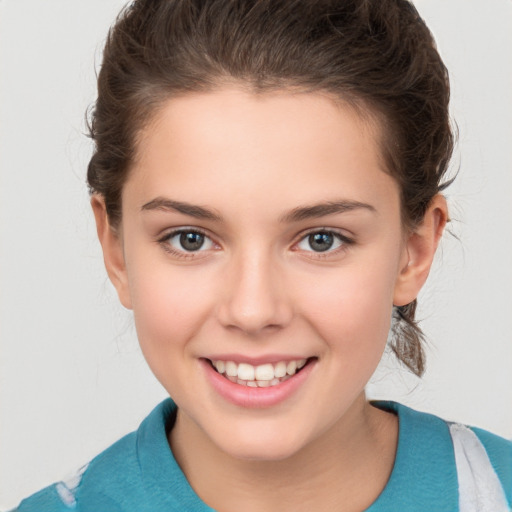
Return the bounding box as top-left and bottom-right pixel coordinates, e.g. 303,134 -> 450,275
468,425 -> 512,505
12,400 -> 181,512
13,430 -> 140,512
447,422 -> 512,510
369,401 -> 512,511
406,404 -> 512,507
471,424 -> 512,476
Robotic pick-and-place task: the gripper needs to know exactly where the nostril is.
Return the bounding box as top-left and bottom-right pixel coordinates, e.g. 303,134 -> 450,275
215,273 -> 293,335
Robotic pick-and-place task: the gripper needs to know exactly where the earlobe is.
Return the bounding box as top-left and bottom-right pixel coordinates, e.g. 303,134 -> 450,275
91,195 -> 132,309
393,195 -> 448,306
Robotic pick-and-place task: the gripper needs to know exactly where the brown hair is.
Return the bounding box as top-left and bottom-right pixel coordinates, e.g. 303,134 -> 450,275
87,0 -> 454,376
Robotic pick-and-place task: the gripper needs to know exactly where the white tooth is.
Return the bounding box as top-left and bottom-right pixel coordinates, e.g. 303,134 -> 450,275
255,363 -> 274,381
257,380 -> 270,387
225,361 -> 238,377
274,361 -> 287,378
227,375 -> 237,382
237,363 -> 255,380
237,379 -> 247,386
297,359 -> 307,369
270,378 -> 280,386
247,381 -> 258,387
286,360 -> 297,375
214,360 -> 225,373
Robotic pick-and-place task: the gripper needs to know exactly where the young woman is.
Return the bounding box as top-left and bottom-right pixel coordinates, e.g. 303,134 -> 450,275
12,0 -> 512,510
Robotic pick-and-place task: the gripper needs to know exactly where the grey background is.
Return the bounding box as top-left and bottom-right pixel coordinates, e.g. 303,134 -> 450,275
1,0 -> 511,508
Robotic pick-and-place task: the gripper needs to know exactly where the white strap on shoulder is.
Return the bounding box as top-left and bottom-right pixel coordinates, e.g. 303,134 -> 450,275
449,423 -> 510,512
55,463 -> 89,508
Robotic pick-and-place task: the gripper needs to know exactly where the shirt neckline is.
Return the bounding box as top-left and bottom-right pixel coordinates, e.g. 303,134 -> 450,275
365,400 -> 458,511
137,399 -> 458,511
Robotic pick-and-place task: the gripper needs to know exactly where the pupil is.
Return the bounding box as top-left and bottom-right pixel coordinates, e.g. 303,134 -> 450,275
180,232 -> 204,251
309,232 -> 333,252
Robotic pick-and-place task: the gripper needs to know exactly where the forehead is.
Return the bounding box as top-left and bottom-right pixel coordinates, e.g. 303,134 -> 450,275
125,88 -> 400,221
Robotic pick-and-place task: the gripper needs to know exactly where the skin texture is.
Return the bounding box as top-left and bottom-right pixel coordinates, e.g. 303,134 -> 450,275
93,87 -> 447,511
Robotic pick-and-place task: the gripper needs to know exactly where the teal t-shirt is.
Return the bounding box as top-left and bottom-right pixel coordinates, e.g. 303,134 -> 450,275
13,399 -> 512,511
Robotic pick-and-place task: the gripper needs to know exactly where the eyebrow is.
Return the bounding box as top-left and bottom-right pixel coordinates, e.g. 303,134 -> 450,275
141,197 -> 376,223
141,197 -> 223,221
279,200 -> 377,223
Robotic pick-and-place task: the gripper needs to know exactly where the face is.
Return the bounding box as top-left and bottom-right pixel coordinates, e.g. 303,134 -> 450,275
100,88 -> 423,461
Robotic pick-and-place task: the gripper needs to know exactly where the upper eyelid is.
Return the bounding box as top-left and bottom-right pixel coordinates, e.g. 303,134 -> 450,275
158,226 -> 212,240
294,227 -> 353,242
157,226 -> 353,248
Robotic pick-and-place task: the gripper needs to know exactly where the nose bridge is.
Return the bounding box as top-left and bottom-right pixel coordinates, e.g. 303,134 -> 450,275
218,244 -> 292,334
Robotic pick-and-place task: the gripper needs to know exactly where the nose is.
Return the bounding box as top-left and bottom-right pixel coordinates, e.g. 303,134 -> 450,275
216,249 -> 293,336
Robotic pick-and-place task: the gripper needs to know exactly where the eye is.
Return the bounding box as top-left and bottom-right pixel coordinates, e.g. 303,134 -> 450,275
296,230 -> 351,253
160,229 -> 216,254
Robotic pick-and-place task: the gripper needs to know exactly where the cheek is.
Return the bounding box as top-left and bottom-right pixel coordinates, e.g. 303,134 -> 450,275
297,258 -> 398,355
126,256 -> 216,357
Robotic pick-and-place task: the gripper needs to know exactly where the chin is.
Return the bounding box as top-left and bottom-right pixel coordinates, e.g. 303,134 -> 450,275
213,424 -> 313,462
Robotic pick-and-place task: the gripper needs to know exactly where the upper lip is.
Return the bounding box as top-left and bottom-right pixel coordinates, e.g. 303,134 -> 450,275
202,354 -> 314,366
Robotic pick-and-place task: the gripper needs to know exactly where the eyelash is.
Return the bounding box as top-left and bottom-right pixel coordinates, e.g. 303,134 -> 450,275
157,228 -> 216,260
157,228 -> 354,260
294,228 -> 354,258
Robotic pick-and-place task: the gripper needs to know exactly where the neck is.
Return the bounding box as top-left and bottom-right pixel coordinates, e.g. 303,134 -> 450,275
169,395 -> 398,512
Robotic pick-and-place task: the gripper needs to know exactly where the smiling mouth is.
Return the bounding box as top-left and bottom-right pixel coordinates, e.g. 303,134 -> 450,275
207,358 -> 314,388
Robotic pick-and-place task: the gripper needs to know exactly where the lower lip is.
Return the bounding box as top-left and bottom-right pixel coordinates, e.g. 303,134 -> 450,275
200,358 -> 316,408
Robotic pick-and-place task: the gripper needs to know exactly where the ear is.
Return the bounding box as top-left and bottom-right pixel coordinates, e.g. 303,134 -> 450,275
91,195 -> 132,309
393,194 -> 448,306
